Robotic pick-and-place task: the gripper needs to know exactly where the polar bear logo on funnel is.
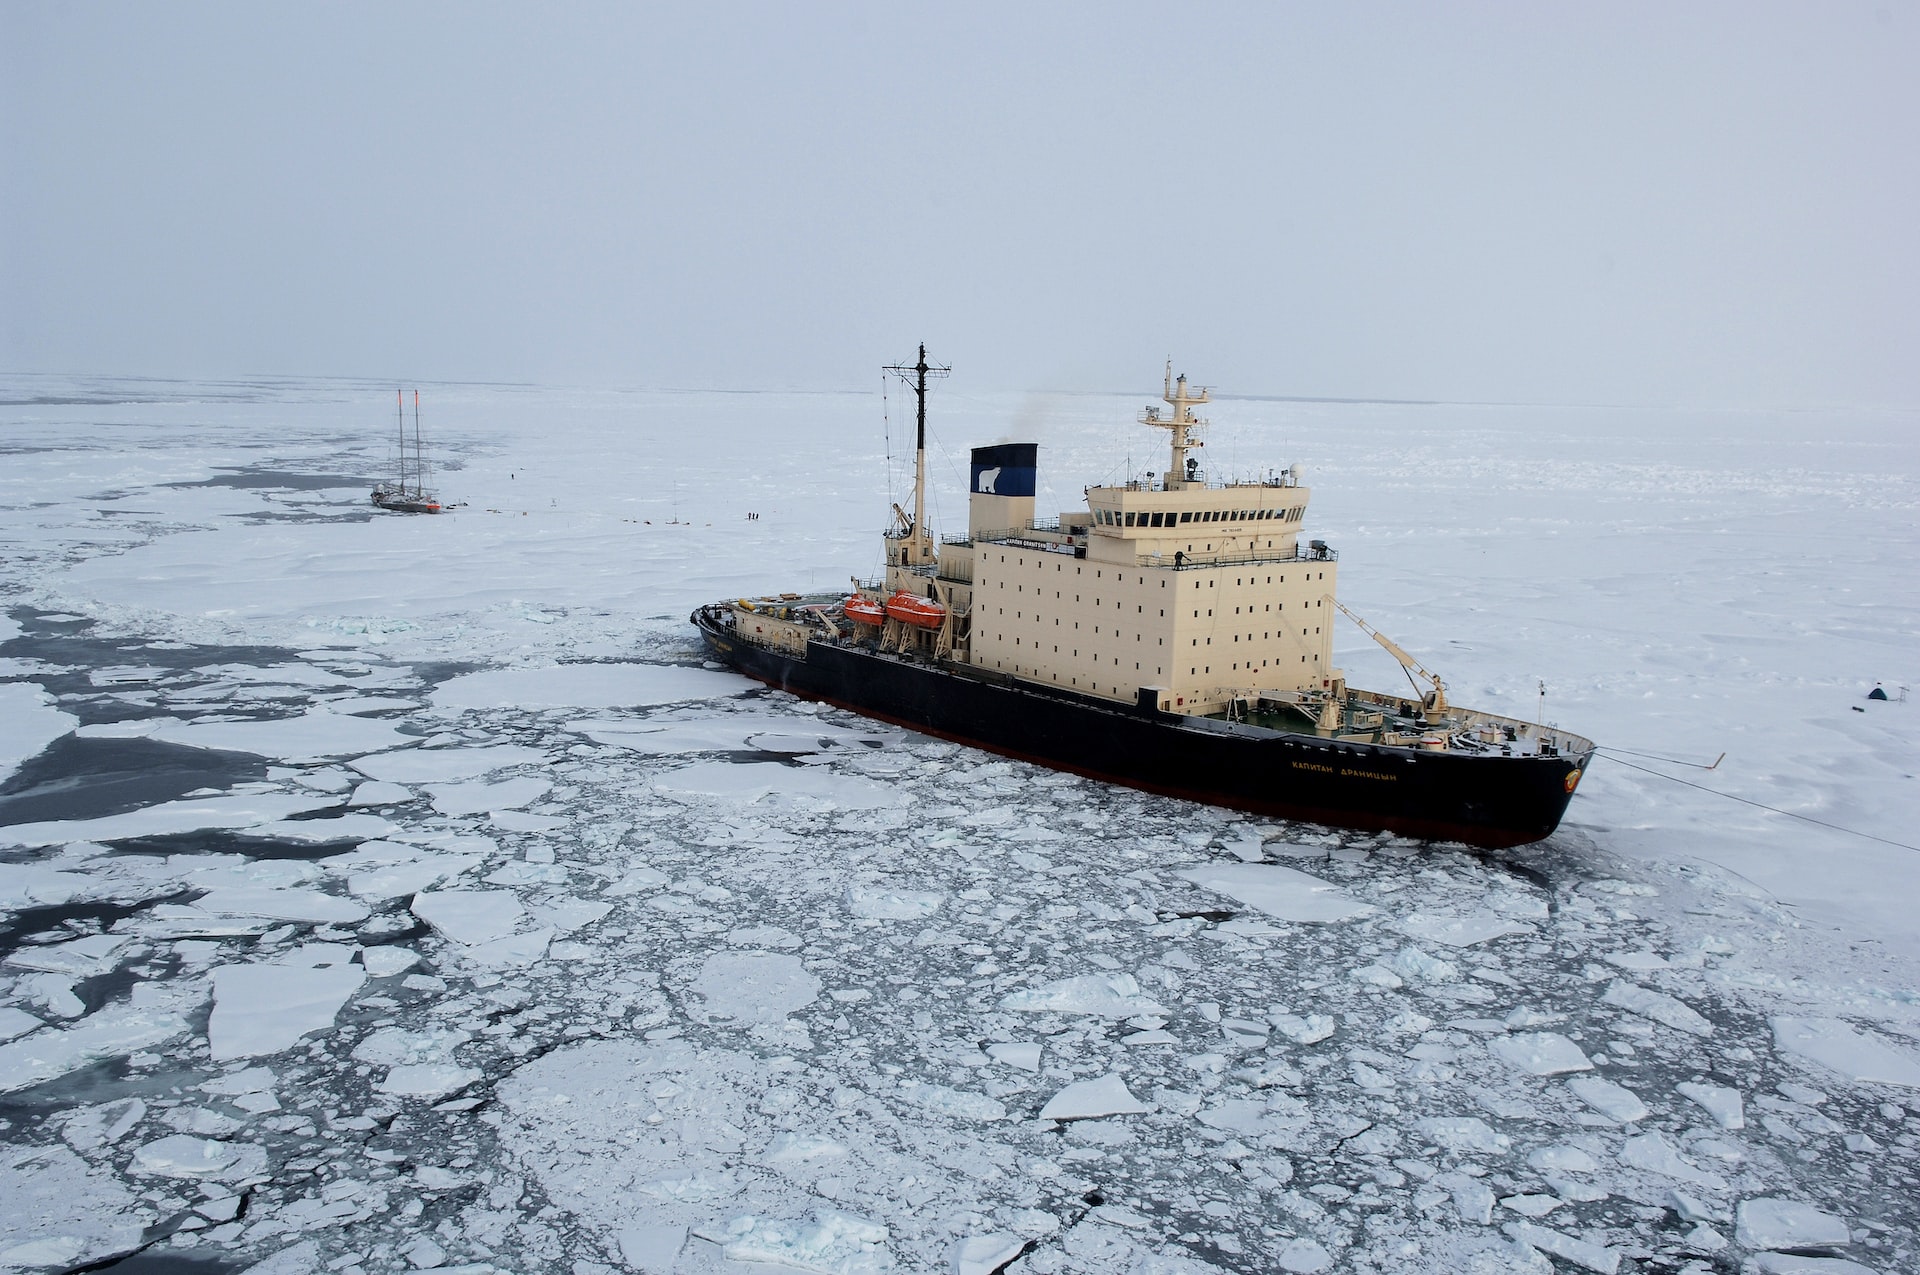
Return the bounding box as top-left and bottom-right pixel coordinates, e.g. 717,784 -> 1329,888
977,467 -> 1001,494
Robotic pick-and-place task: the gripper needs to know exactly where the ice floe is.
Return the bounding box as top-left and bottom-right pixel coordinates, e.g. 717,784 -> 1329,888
1488,1032 -> 1593,1076
1038,1074 -> 1149,1121
1174,861 -> 1372,922
998,972 -> 1166,1017
0,791 -> 343,847
146,708 -> 414,759
1772,1016 -> 1920,1088
0,682 -> 76,784
432,663 -> 749,710
207,943 -> 365,1060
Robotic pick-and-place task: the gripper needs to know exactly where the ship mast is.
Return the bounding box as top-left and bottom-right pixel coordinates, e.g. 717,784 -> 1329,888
412,390 -> 427,498
395,389 -> 408,494
1140,360 -> 1209,490
884,343 -> 948,569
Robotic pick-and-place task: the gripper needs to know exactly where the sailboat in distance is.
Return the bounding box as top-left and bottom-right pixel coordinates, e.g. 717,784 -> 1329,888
371,389 -> 443,514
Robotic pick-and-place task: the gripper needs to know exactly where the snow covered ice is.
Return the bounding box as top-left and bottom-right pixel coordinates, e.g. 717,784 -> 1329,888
2,377 -> 1919,1274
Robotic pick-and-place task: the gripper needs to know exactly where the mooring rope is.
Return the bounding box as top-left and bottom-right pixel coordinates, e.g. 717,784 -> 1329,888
1600,752 -> 1920,854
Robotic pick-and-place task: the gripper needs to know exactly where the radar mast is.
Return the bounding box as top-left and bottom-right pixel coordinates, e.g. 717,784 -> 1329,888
1139,360 -> 1208,489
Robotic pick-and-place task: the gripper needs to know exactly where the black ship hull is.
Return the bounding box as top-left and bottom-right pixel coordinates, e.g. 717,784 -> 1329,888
693,606 -> 1588,849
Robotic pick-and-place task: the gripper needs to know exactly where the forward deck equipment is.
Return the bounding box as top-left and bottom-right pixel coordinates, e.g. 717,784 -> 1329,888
693,350 -> 1594,848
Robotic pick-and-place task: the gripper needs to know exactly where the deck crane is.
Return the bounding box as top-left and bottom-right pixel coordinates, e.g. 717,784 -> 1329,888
1330,599 -> 1449,716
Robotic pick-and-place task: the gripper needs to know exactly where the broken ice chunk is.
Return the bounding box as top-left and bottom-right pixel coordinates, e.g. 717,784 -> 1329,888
952,1233 -> 1027,1275
1038,1074 -> 1149,1121
899,1081 -> 1005,1121
1617,1132 -> 1729,1193
997,973 -> 1165,1017
1502,1221 -> 1619,1274
1175,862 -> 1372,923
130,1134 -> 267,1180
1390,945 -> 1461,983
1733,1197 -> 1851,1250
360,945 -> 421,978
1489,1032 -> 1593,1076
692,951 -> 821,1023
0,1144 -> 145,1270
618,1224 -> 688,1275
410,889 -> 526,945
1350,964 -> 1404,989
1269,1013 -> 1337,1045
1771,1017 -> 1920,1088
1395,912 -> 1534,947
1414,1117 -> 1511,1154
844,885 -> 945,920
986,1042 -> 1042,1071
722,1210 -> 889,1273
1601,980 -> 1711,1036
378,1063 -> 482,1101
1676,1080 -> 1745,1129
1567,1076 -> 1648,1123
206,945 -> 365,1061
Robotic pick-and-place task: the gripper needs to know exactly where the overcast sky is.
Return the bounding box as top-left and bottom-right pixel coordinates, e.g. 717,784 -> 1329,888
4,3 -> 1916,406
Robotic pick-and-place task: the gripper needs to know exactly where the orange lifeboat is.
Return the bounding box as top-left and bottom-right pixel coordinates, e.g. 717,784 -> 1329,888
884,590 -> 946,629
842,594 -> 886,626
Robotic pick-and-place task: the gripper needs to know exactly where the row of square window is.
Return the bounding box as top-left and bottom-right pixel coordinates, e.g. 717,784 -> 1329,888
1095,507 -> 1303,528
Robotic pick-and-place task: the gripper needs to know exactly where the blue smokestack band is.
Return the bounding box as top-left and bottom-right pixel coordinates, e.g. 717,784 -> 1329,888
970,443 -> 1037,498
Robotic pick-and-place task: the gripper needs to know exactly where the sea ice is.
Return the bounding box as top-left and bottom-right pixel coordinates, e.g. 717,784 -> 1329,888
1502,1221 -> 1619,1274
428,775 -> 552,816
207,944 -> 366,1060
987,1042 -> 1042,1071
1566,1075 -> 1648,1123
411,889 -> 527,944
1601,980 -> 1712,1036
722,1210 -> 890,1275
952,1232 -> 1027,1275
433,663 -> 749,710
348,780 -> 413,806
1395,912 -> 1535,947
351,744 -> 545,783
1676,1080 -> 1746,1129
131,1133 -> 268,1180
0,1144 -> 144,1270
0,1007 -> 42,1042
1771,1017 -> 1920,1088
0,999 -> 193,1093
1038,1074 -> 1150,1121
1617,1132 -> 1729,1193
652,760 -> 902,810
844,884 -> 945,920
1734,1197 -> 1852,1250
1489,1032 -> 1593,1076
998,973 -> 1166,1017
0,682 -> 76,784
1414,1116 -> 1511,1153
1175,861 -> 1372,922
618,1223 -> 689,1274
0,791 -> 343,848
147,708 -> 413,759
691,950 -> 821,1022
190,885 -> 371,925
899,1080 -> 1006,1121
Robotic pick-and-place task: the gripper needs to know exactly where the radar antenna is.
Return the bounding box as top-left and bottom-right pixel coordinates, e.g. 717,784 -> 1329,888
1140,360 -> 1208,490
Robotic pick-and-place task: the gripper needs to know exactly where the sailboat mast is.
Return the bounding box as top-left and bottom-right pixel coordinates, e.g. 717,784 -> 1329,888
412,390 -> 425,497
396,389 -> 407,492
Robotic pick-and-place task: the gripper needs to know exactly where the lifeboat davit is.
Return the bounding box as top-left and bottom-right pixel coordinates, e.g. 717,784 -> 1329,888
883,590 -> 946,629
842,594 -> 886,626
